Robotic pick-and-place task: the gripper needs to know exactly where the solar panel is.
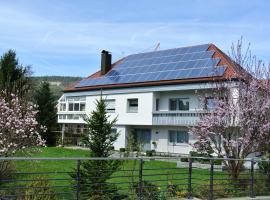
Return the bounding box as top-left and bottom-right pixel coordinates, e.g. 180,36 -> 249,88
75,44 -> 227,88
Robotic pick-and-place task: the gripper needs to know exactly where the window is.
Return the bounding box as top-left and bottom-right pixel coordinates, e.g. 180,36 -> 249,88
169,98 -> 189,111
156,99 -> 160,111
169,99 -> 177,110
168,130 -> 189,144
127,98 -> 138,113
105,99 -> 116,113
59,103 -> 66,111
80,103 -> 86,111
76,125 -> 82,133
68,103 -> 74,111
74,103 -> 80,111
111,128 -> 117,134
68,102 -> 86,111
179,99 -> 189,110
205,97 -> 215,110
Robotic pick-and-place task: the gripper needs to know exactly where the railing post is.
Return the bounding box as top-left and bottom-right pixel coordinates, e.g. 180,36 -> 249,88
76,160 -> 81,200
188,157 -> 192,199
250,159 -> 255,198
138,158 -> 143,200
209,159 -> 214,200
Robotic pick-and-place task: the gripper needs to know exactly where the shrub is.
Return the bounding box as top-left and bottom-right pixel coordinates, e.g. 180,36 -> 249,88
146,150 -> 153,157
195,181 -> 229,199
253,174 -> 270,196
258,158 -> 270,174
24,176 -> 56,200
0,161 -> 14,183
175,190 -> 189,198
133,180 -> 161,200
189,151 -> 210,164
167,182 -> 178,197
180,157 -> 189,162
167,182 -> 188,198
213,159 -> 222,165
119,148 -> 126,152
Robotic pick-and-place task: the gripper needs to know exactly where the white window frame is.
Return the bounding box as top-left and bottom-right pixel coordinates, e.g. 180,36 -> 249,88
168,130 -> 189,144
105,99 -> 116,113
127,98 -> 138,113
59,103 -> 66,111
169,98 -> 189,111
68,102 -> 86,111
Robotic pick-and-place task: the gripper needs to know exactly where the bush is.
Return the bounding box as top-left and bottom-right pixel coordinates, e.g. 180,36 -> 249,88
195,180 -> 229,199
167,182 -> 188,198
119,148 -> 126,152
258,158 -> 270,173
180,157 -> 189,162
133,180 -> 161,200
0,161 -> 14,184
146,150 -> 155,157
189,151 -> 210,164
24,176 -> 56,200
213,159 -> 222,165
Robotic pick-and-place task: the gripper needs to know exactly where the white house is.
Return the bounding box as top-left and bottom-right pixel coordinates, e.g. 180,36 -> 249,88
57,44 -> 240,154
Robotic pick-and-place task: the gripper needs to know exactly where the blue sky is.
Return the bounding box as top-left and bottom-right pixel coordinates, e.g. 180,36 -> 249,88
0,0 -> 269,77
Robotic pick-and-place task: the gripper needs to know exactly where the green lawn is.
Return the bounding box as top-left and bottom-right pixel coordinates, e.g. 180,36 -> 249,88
2,147 -> 233,199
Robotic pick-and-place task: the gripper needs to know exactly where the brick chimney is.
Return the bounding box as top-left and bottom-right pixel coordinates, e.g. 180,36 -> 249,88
101,50 -> 112,75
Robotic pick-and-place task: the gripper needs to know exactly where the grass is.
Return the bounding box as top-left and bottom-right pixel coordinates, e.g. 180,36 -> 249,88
3,147 -> 268,199
3,147 -> 90,199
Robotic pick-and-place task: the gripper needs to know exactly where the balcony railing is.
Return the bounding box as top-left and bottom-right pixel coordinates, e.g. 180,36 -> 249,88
152,111 -> 208,126
58,111 -> 86,123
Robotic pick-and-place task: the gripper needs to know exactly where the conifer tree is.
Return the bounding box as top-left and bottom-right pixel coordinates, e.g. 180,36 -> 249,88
0,50 -> 31,101
34,81 -> 57,146
72,97 -> 121,200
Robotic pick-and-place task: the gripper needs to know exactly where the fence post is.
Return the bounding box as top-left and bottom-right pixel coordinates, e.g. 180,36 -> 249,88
188,157 -> 192,199
268,159 -> 270,184
209,159 -> 214,200
250,159 -> 255,198
76,160 -> 81,200
138,158 -> 143,200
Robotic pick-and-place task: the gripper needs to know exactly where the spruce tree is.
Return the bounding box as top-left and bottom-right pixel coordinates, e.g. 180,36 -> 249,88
0,50 -> 31,101
72,97 -> 121,200
33,81 -> 57,146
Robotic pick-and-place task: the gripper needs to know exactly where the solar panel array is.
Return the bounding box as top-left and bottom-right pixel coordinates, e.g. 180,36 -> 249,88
75,44 -> 227,88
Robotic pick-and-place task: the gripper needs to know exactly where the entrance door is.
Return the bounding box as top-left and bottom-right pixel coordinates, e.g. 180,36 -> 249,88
134,129 -> 151,151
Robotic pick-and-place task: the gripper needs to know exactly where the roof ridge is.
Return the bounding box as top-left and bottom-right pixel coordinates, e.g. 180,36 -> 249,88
127,43 -> 212,57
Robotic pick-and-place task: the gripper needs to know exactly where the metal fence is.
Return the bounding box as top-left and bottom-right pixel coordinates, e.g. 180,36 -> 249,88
0,156 -> 269,200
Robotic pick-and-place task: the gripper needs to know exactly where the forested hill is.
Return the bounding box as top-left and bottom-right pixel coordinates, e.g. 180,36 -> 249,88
31,76 -> 83,99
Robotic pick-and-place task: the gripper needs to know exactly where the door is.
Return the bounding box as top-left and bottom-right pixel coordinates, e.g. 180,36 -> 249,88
134,129 -> 151,151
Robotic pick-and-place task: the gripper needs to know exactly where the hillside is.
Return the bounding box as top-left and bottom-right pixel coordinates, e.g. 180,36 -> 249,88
31,76 -> 83,99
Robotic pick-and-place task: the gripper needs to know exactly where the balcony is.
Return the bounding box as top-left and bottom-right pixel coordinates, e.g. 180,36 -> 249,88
57,111 -> 86,123
152,111 -> 208,126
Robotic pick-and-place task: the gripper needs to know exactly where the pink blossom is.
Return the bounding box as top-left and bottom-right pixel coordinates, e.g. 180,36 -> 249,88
0,92 -> 45,156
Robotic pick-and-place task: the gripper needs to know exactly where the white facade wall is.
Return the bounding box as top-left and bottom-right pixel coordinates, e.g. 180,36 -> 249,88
57,82 -> 230,154
151,126 -> 197,154
86,92 -> 153,126
113,125 -> 127,149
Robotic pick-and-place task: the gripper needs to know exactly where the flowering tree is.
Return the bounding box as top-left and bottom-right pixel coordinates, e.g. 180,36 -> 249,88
190,39 -> 270,179
0,93 -> 45,156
